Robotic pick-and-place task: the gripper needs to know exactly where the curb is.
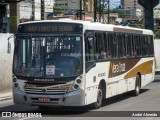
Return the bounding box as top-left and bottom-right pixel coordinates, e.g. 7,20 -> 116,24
0,92 -> 13,102
0,96 -> 12,102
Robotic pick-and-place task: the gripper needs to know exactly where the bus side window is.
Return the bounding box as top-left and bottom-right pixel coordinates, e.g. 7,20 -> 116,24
147,36 -> 153,56
95,32 -> 105,60
149,36 -> 154,56
136,35 -> 141,57
127,34 -> 132,57
108,33 -> 114,58
146,36 -> 150,56
109,33 -> 118,58
132,35 -> 136,56
140,35 -> 143,56
85,35 -> 95,62
119,33 -> 127,58
134,35 -> 139,57
117,33 -> 122,58
142,36 -> 147,56
85,34 -> 96,72
124,34 -> 127,57
104,32 -> 111,59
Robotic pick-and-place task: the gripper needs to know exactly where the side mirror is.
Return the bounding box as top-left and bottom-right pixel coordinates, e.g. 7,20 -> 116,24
7,41 -> 11,54
7,34 -> 14,54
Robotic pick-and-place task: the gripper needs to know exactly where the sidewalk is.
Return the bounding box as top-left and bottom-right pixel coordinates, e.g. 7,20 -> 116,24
0,92 -> 12,102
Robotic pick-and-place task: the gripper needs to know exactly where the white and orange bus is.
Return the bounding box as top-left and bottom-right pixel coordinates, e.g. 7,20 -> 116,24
12,20 -> 155,109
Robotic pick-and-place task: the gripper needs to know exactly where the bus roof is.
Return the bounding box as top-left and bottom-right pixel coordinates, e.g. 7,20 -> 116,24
19,19 -> 153,35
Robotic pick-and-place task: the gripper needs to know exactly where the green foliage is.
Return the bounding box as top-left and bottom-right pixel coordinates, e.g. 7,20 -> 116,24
96,3 -> 102,12
135,24 -> 143,29
53,7 -> 63,14
154,31 -> 160,39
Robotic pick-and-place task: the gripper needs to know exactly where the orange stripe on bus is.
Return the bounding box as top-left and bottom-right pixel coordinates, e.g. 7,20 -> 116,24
124,60 -> 153,79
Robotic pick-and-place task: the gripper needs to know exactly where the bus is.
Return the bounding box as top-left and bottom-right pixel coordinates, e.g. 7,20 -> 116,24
12,20 -> 155,109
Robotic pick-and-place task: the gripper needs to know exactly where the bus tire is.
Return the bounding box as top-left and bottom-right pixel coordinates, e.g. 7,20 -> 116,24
91,84 -> 103,109
133,75 -> 141,96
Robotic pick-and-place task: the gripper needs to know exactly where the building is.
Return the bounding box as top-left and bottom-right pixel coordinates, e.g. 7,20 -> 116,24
0,3 -> 9,33
121,0 -> 142,10
20,1 -> 32,21
54,0 -> 80,14
83,0 -> 93,13
120,0 -> 143,18
20,0 -> 54,21
154,4 -> 160,31
154,4 -> 160,19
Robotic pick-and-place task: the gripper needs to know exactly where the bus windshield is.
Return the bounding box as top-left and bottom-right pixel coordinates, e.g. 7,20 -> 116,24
13,35 -> 83,78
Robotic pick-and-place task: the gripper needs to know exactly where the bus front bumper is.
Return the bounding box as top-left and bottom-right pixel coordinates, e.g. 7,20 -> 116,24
13,88 -> 85,107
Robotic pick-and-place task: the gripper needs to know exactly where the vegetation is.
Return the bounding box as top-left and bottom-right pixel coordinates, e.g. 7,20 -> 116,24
53,7 -> 63,14
154,30 -> 160,39
135,24 -> 143,29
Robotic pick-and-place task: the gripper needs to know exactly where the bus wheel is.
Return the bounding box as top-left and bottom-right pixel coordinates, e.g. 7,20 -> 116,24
134,75 -> 141,96
91,84 -> 103,109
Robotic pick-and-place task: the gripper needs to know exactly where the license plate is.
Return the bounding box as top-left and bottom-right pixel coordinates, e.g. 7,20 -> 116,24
38,98 -> 50,102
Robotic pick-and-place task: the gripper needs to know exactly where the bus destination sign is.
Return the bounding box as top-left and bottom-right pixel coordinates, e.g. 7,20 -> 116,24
18,22 -> 83,34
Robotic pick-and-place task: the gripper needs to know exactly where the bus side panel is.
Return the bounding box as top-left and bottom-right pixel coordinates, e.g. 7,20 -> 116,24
141,74 -> 154,87
85,65 -> 99,105
118,79 -> 128,94
107,76 -> 127,98
106,82 -> 118,98
127,77 -> 136,92
85,62 -> 109,105
141,58 -> 155,87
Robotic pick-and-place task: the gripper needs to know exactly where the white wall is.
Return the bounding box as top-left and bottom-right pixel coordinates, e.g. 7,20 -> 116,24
0,34 -> 14,94
154,39 -> 160,71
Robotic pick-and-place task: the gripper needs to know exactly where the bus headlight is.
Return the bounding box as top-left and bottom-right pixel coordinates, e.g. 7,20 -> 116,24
76,79 -> 82,84
14,83 -> 19,88
13,78 -> 17,82
67,77 -> 82,92
73,84 -> 79,90
13,74 -> 17,82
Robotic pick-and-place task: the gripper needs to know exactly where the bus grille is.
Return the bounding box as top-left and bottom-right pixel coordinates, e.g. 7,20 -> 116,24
24,83 -> 67,95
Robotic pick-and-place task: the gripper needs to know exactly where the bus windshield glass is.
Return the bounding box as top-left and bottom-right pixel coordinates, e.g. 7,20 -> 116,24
13,35 -> 83,78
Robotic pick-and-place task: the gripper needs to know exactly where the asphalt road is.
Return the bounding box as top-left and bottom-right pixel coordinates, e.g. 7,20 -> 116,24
0,75 -> 160,120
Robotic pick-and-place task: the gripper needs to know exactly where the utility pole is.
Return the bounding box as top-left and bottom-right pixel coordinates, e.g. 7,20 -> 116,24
94,0 -> 97,22
41,0 -> 45,20
83,0 -> 86,20
32,0 -> 35,21
107,0 -> 110,24
9,2 -> 20,33
102,0 -> 105,23
77,0 -> 83,20
134,0 -> 136,18
99,0 -> 102,22
80,0 -> 82,20
90,0 -> 93,14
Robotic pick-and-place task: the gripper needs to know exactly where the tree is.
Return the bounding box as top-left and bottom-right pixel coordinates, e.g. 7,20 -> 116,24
53,7 -> 63,14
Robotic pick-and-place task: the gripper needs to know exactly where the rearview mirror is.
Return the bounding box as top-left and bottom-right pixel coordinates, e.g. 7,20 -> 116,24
7,34 -> 14,54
